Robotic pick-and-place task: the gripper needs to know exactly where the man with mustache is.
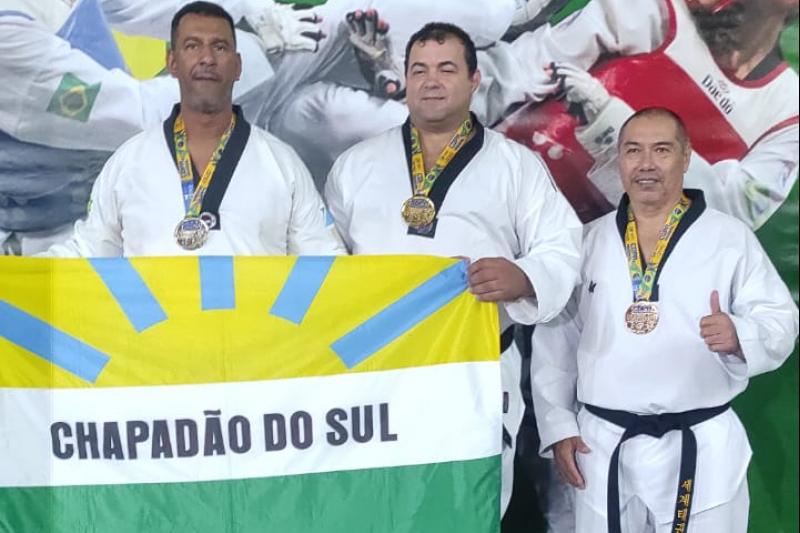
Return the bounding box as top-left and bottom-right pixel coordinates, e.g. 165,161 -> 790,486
530,107 -> 798,532
44,1 -> 344,257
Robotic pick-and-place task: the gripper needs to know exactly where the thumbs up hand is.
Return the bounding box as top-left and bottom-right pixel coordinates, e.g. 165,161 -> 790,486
700,290 -> 744,359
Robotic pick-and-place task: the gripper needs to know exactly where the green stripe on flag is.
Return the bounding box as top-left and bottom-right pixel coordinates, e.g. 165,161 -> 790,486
0,457 -> 500,533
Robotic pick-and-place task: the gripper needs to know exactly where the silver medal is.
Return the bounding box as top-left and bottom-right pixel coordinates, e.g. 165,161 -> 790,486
174,217 -> 209,250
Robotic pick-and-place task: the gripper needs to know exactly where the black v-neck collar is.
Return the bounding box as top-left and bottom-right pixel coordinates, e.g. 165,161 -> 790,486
614,189 -> 706,301
163,104 -> 251,229
401,113 -> 485,238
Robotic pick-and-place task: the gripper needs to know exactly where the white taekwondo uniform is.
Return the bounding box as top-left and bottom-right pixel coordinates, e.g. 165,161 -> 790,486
531,189 -> 798,531
325,117 -> 582,514
45,105 -> 345,257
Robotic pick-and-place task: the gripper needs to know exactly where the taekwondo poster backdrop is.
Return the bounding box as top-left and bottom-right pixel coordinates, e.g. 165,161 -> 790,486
0,0 -> 797,531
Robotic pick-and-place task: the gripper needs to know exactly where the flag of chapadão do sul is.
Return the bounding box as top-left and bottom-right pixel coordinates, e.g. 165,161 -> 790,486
0,256 -> 501,533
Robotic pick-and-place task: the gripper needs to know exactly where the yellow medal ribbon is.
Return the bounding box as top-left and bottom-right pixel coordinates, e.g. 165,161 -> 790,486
625,193 -> 691,302
402,117 -> 473,229
173,113 -> 236,218
409,116 -> 473,197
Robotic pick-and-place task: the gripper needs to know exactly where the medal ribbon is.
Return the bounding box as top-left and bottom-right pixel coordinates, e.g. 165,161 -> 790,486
173,113 -> 236,217
409,116 -> 473,196
625,194 -> 691,301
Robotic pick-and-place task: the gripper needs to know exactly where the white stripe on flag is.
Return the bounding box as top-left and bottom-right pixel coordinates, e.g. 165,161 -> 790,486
0,362 -> 501,487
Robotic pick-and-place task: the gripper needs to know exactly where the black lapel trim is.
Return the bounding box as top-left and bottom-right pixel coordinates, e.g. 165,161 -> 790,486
162,104 -> 251,231
201,106 -> 250,230
614,193 -> 631,241
402,113 -> 485,238
164,104 -> 200,187
163,104 -> 200,187
401,118 -> 414,179
615,189 -> 706,301
163,103 -> 181,166
654,189 -> 705,291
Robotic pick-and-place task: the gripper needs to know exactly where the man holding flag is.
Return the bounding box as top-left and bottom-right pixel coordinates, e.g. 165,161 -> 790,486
325,22 -> 582,513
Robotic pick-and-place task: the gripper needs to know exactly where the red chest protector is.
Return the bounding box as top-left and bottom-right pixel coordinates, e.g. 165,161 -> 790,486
495,0 -> 785,222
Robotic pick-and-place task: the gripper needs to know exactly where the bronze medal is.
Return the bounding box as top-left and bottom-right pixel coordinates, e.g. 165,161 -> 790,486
401,195 -> 436,229
625,301 -> 659,334
174,217 -> 210,250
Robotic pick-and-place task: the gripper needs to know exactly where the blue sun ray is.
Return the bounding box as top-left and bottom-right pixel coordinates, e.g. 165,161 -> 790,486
89,258 -> 167,332
199,256 -> 236,310
0,300 -> 110,383
269,256 -> 336,324
331,261 -> 467,368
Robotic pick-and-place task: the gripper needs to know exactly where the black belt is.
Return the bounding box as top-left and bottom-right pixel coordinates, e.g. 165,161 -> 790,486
585,403 -> 730,533
500,326 -> 514,353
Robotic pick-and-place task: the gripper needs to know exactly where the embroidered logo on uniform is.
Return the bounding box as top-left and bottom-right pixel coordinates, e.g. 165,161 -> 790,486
588,280 -> 597,293
47,73 -> 101,122
593,126 -> 615,147
701,75 -> 734,115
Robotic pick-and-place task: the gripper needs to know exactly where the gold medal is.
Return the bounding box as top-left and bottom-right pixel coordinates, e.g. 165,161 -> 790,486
174,217 -> 210,250
625,301 -> 659,334
401,195 -> 436,228
403,117 -> 473,231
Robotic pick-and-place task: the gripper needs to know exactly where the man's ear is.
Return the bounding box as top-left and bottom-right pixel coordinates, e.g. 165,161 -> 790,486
683,142 -> 692,173
166,49 -> 177,77
470,68 -> 482,93
235,52 -> 242,81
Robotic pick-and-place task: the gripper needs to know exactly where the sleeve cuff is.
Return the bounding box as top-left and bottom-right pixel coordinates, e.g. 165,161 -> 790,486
728,315 -> 772,378
503,294 -> 539,326
508,255 -> 570,325
538,418 -> 581,458
715,352 -> 749,381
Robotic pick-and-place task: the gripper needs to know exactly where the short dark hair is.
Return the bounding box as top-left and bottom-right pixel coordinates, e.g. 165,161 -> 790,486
619,107 -> 690,150
404,22 -> 478,76
170,1 -> 236,50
